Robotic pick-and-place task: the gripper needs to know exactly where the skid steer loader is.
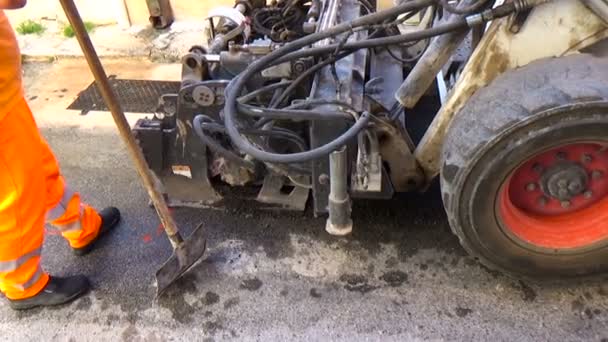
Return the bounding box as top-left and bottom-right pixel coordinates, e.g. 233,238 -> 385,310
131,0 -> 608,281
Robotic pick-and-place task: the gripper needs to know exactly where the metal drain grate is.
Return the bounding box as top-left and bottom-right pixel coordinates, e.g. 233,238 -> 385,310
68,78 -> 181,114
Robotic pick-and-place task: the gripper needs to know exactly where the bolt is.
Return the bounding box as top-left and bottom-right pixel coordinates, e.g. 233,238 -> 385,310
557,179 -> 568,188
561,200 -> 571,208
532,163 -> 543,173
236,3 -> 247,14
592,170 -> 604,180
318,174 -> 330,185
582,154 -> 593,164
293,61 -> 306,74
556,151 -> 567,160
568,181 -> 583,193
526,183 -> 536,192
584,190 -> 593,199
537,196 -> 548,207
558,188 -> 570,198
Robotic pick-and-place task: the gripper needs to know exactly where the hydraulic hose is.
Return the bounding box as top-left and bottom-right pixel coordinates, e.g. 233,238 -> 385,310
238,104 -> 353,121
271,20 -> 452,108
194,115 -> 312,175
253,99 -> 359,129
249,20 -> 468,113
238,81 -> 293,104
439,0 -> 492,14
287,99 -> 359,112
269,0 -> 527,66
270,51 -> 352,108
192,115 -> 255,170
225,111 -> 371,164
223,0 -> 525,164
224,0 -> 437,163
197,117 -> 313,176
272,19 -> 468,65
269,15 -> 425,108
201,121 -> 308,152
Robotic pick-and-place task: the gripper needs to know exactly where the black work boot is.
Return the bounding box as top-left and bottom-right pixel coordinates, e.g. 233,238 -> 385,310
73,207 -> 121,256
8,275 -> 90,311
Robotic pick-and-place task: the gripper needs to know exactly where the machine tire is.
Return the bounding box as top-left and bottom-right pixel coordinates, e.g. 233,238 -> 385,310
440,54 -> 608,280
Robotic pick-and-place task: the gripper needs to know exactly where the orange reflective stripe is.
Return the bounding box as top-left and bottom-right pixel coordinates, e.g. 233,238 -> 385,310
59,219 -> 82,233
0,247 -> 41,272
62,205 -> 102,249
53,205 -> 84,233
46,187 -> 76,222
14,265 -> 43,291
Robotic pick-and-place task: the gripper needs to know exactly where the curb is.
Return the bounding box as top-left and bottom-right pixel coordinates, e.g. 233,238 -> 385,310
20,51 -> 181,63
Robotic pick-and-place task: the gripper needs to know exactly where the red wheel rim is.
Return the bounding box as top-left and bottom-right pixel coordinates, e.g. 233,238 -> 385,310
499,142 -> 608,249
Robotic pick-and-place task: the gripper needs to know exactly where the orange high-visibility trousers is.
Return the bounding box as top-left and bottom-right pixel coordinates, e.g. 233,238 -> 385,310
0,97 -> 102,300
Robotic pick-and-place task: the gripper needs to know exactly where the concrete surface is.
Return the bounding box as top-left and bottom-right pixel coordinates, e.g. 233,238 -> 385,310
0,59 -> 607,341
4,0 -> 235,27
9,16 -> 207,62
4,0 -> 129,27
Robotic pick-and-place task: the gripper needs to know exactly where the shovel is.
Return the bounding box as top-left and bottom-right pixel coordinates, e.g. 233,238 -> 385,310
59,0 -> 207,296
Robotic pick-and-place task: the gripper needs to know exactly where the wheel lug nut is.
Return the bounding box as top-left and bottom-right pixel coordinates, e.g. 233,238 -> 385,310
592,170 -> 604,180
568,182 -> 582,193
537,196 -> 548,207
556,152 -> 567,160
561,200 -> 571,208
582,154 -> 593,163
532,163 -> 543,173
526,183 -> 536,192
584,190 -> 593,199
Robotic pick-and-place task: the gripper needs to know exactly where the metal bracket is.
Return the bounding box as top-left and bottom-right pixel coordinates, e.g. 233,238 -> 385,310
352,130 -> 382,193
157,94 -> 178,118
256,174 -> 310,211
205,7 -> 252,42
508,8 -> 532,34
161,173 -> 222,208
364,77 -> 387,108
146,0 -> 174,29
179,80 -> 230,109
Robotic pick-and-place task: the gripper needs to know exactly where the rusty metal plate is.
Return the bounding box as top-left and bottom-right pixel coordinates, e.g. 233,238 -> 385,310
68,78 -> 181,114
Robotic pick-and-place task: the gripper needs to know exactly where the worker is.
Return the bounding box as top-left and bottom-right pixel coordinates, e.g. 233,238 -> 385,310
0,0 -> 120,310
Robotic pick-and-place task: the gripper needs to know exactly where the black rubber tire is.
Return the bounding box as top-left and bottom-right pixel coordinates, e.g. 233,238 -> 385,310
440,54 -> 608,280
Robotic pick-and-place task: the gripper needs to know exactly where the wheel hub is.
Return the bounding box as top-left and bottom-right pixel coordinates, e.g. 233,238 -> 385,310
507,143 -> 608,216
540,161 -> 588,201
499,142 -> 608,249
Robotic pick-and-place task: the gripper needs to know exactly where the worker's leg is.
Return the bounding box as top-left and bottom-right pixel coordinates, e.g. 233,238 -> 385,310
38,106 -> 120,254
1,98 -> 118,310
41,137 -> 102,249
0,98 -> 50,300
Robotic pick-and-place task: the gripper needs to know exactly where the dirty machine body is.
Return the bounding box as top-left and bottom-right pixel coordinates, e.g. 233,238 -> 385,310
133,0 -> 608,280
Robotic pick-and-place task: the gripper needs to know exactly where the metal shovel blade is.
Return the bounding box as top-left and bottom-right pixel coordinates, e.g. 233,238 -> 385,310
155,223 -> 207,296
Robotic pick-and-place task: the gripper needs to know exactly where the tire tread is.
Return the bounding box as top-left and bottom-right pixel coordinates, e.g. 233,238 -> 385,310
440,54 -> 608,279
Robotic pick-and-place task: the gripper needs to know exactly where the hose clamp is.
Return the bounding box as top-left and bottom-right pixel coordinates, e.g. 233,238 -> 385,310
465,13 -> 484,27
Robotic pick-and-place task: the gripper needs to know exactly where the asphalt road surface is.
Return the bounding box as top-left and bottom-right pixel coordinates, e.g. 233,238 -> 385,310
0,60 -> 606,341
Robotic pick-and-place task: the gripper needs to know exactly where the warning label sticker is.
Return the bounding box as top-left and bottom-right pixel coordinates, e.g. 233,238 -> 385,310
172,165 -> 192,179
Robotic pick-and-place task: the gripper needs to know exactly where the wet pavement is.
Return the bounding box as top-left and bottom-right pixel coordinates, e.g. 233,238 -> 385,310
0,60 -> 606,341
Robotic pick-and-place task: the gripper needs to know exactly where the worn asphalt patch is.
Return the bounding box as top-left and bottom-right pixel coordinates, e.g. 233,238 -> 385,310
0,61 -> 606,341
